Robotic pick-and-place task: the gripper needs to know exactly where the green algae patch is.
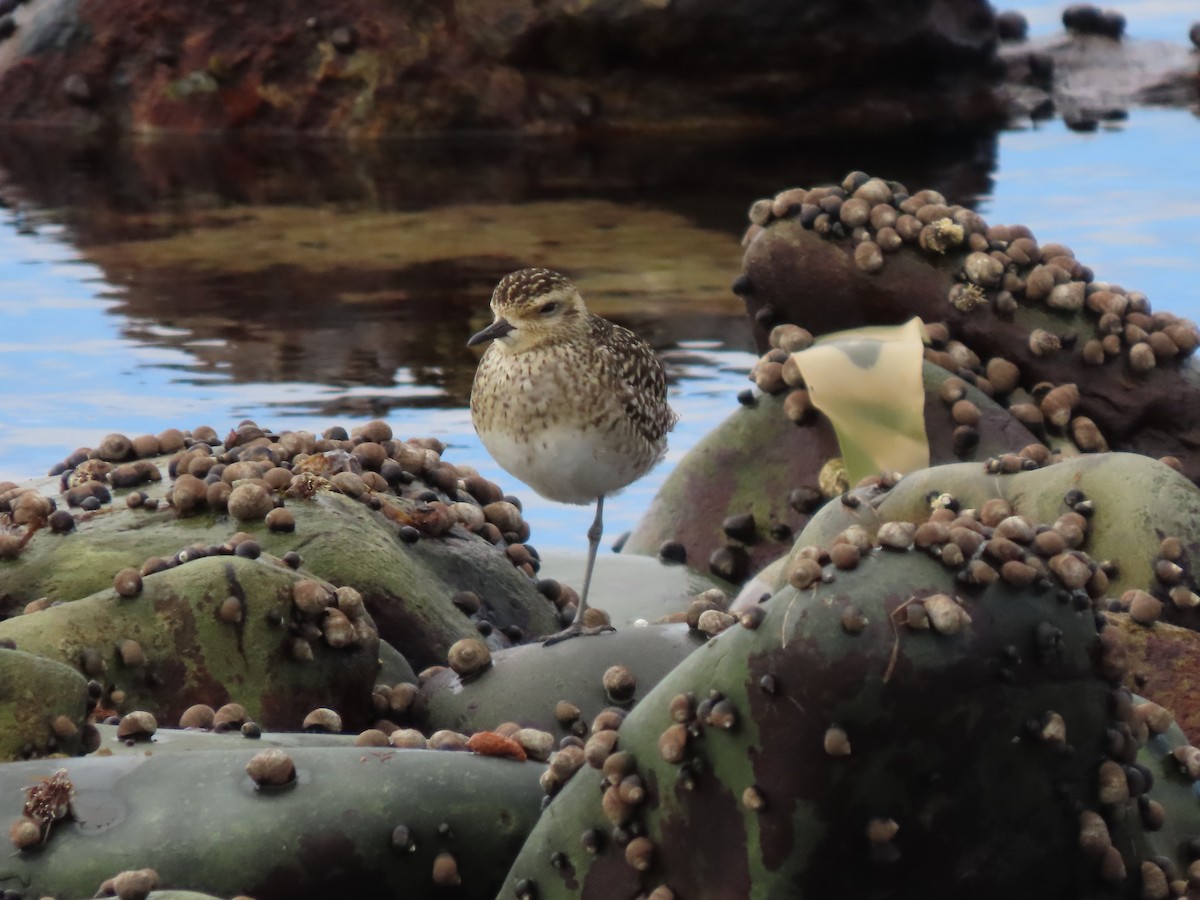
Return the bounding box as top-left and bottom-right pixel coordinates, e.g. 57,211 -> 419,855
0,455 -> 558,673
0,555 -> 380,731
0,648 -> 88,761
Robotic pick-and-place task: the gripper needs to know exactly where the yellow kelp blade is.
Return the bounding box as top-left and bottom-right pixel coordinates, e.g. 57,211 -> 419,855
789,318 -> 929,484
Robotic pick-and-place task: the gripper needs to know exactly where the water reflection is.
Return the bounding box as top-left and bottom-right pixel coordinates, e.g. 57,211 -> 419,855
0,126 -> 999,415
0,127 -> 1002,546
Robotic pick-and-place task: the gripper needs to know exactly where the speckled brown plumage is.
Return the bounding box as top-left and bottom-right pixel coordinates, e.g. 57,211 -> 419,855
468,268 -> 678,639
469,268 -> 677,506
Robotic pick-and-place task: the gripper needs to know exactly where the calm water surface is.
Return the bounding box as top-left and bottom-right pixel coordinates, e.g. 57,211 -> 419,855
0,2 -> 1197,553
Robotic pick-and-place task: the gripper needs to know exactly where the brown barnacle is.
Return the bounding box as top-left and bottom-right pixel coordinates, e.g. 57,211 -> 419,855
867,817 -> 899,844
1099,845 -> 1126,882
742,785 -> 767,811
739,606 -> 766,630
949,282 -> 987,312
841,604 -> 868,633
1154,558 -> 1184,586
584,730 -> 620,769
668,693 -> 695,724
9,816 -> 41,850
1127,590 -> 1163,626
1170,745 -> 1200,780
708,699 -> 738,731
1129,342 -> 1156,373
1097,760 -> 1130,805
920,218 -> 964,254
924,593 -> 971,634
696,609 -> 737,638
1029,329 -> 1061,357
876,521 -> 915,551
1040,383 -> 1079,429
432,852 -> 462,887
245,748 -> 297,787
625,836 -> 655,871
1140,798 -> 1167,832
602,784 -> 635,826
824,726 -> 852,756
617,774 -> 645,806
1169,585 -> 1200,609
116,710 -> 157,741
447,638 -> 492,677
788,556 -> 824,590
1140,861 -> 1169,899
1039,712 -> 1067,748
1078,810 -> 1111,857
1134,701 -> 1174,735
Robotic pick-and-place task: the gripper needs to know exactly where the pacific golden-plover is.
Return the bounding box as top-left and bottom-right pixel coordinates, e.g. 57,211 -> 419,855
468,268 -> 678,643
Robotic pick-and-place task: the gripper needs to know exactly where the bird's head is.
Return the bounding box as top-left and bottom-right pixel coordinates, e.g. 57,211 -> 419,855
467,268 -> 588,354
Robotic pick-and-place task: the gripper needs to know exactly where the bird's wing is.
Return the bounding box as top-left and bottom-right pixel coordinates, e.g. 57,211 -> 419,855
594,319 -> 678,442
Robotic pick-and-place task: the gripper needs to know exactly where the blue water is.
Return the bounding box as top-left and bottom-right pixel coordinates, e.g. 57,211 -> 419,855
1,1 -> 1198,554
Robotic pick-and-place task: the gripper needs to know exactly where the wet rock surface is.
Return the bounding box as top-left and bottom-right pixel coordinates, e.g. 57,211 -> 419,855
737,172 -> 1200,483
504,455 -> 1200,899
0,422 -> 561,673
998,13 -> 1200,124
0,0 -> 1004,135
0,648 -> 88,761
622,361 -> 1038,585
414,624 -> 704,740
0,747 -> 545,899
5,155 -> 1200,895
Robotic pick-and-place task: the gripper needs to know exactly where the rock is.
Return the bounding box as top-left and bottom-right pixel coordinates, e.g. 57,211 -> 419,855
0,450 -> 559,671
499,506 -> 1174,897
413,624 -> 703,739
624,364 -> 1036,584
0,555 -> 381,730
0,649 -> 88,760
0,747 -> 544,898
738,173 -> 1200,482
0,0 -> 1004,135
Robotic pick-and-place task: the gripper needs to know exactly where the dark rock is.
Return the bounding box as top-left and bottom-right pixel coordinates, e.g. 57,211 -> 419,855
0,0 -> 1006,135
329,25 -> 357,54
995,10 -> 1028,42
61,73 -> 91,104
1063,4 -> 1125,39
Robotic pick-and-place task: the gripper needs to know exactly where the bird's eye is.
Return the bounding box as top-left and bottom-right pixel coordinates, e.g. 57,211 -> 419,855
539,302 -> 558,315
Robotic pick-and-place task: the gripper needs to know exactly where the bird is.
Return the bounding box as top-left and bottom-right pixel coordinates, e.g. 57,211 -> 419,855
467,268 -> 678,644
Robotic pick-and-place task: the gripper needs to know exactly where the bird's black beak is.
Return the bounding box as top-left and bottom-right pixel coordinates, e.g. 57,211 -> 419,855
467,317 -> 515,347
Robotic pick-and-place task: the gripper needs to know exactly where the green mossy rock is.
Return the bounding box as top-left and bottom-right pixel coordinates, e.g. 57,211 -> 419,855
787,453 -> 1200,627
0,456 -> 558,671
536,552 -> 732,628
414,624 -> 704,738
0,746 -> 544,900
500,546 -> 1126,898
623,362 -> 1036,584
0,648 -> 88,761
0,555 -> 381,731
87,722 -> 357,756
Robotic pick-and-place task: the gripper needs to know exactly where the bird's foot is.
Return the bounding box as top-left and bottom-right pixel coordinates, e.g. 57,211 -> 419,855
540,621 -> 616,646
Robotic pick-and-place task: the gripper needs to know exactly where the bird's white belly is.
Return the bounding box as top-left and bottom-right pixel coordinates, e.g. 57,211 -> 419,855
478,423 -> 650,505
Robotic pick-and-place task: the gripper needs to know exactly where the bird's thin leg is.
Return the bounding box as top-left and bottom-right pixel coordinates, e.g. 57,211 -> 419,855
575,494 -> 604,622
542,495 -> 616,645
